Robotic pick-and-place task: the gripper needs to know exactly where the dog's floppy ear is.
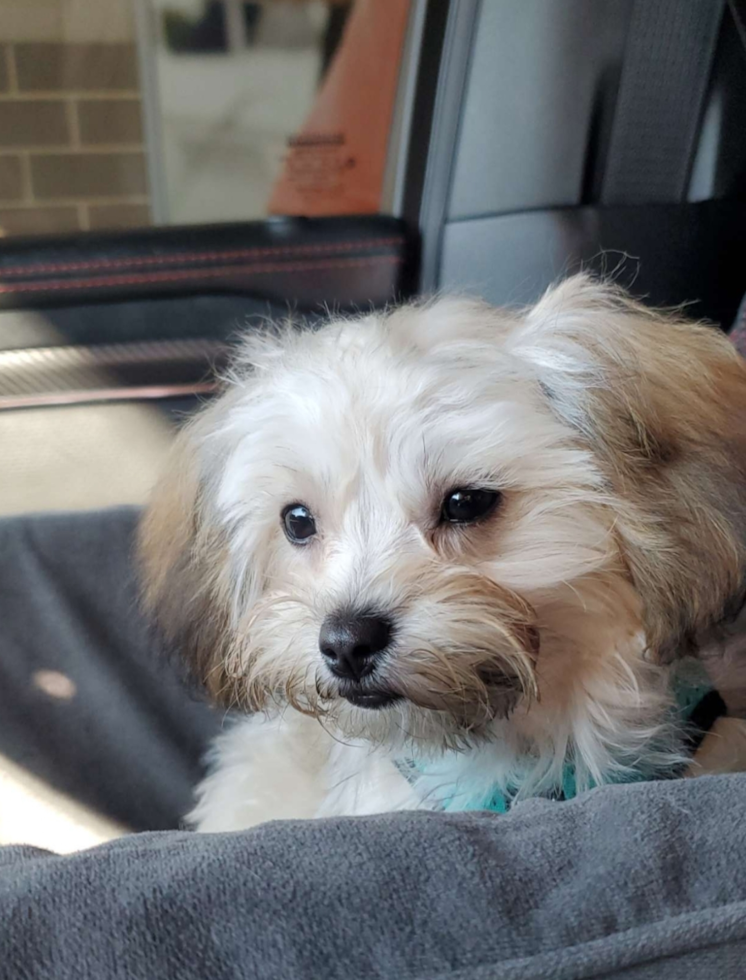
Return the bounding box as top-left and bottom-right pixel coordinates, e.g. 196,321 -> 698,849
137,400 -> 246,706
512,274 -> 746,660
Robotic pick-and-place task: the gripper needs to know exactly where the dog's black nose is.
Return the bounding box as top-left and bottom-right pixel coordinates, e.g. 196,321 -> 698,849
319,613 -> 392,681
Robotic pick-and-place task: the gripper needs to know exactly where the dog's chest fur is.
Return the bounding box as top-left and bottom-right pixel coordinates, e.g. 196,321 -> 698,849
187,670 -> 746,832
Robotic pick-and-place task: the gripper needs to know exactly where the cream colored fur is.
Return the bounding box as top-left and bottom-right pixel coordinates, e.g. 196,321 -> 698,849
139,275 -> 746,831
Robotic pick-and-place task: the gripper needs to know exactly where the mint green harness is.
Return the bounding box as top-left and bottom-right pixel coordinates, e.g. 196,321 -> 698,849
398,667 -> 721,814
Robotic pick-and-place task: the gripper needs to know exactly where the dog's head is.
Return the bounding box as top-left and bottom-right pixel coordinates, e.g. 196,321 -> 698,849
139,276 -> 746,752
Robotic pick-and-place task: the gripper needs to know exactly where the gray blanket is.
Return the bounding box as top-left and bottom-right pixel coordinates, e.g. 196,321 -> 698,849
1,508 -> 746,979
0,507 -> 217,831
2,778 -> 746,979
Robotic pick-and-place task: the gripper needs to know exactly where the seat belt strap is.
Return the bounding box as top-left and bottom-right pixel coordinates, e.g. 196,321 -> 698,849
601,0 -> 726,205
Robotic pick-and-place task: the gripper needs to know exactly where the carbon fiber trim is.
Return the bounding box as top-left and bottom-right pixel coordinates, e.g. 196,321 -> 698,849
0,339 -> 228,410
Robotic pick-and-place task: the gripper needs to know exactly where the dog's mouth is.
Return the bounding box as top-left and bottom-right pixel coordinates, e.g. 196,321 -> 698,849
340,688 -> 402,710
334,663 -> 529,716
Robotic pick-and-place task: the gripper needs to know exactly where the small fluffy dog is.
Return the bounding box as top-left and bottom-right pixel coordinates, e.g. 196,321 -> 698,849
139,275 -> 746,831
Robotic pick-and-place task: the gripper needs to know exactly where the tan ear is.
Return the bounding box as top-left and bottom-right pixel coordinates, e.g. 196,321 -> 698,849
515,274 -> 746,660
137,409 -> 243,706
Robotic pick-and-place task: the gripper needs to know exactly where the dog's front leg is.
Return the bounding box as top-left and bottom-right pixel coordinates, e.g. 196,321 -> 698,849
188,711 -> 332,831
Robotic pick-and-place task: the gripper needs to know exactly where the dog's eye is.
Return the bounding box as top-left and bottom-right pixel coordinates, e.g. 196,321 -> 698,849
282,504 -> 317,544
441,487 -> 501,525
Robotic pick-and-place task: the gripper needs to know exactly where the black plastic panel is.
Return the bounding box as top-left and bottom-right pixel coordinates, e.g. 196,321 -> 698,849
0,294 -> 286,352
439,200 -> 746,327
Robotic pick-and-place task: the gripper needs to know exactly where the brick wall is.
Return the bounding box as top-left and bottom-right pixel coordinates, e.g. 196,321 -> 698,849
0,1 -> 151,237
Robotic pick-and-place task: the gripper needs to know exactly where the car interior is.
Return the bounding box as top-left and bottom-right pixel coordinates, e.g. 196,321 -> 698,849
1,0 -> 746,974
2,0 -> 744,519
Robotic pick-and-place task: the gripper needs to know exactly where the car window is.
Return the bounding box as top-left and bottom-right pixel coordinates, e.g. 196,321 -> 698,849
0,0 -> 412,237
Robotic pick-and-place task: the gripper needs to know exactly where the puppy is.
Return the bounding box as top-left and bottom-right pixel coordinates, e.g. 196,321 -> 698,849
139,275 -> 746,831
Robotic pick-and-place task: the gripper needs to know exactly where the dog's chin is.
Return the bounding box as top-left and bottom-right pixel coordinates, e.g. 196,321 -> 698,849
327,695 -> 501,751
315,675 -> 524,751
340,688 -> 402,710
245,650 -> 533,748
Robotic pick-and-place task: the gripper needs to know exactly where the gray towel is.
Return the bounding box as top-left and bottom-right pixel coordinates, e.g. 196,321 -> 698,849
0,507 -> 218,830
2,775 -> 746,979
